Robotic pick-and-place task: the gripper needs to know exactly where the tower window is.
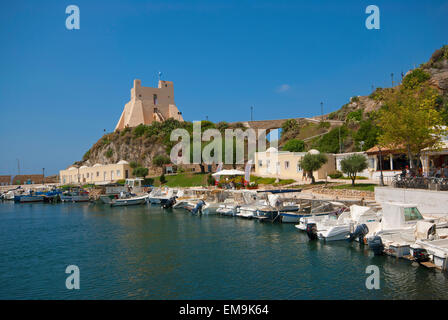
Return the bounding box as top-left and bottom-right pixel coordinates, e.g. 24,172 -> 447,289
153,94 -> 158,105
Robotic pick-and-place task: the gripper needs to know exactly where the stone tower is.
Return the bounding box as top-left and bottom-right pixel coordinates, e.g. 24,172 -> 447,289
115,79 -> 184,131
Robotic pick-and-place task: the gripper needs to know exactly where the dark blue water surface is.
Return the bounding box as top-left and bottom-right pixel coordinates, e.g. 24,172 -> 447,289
1,202 -> 447,300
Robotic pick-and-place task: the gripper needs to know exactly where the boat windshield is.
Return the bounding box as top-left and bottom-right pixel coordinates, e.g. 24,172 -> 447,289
403,207 -> 423,221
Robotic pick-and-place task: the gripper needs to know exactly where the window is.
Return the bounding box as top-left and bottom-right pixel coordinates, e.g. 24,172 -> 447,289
86,173 -> 89,178
284,161 -> 290,169
117,170 -> 121,177
297,162 -> 302,172
404,207 -> 423,221
153,94 -> 158,105
259,160 -> 263,167
125,170 -> 129,179
96,171 -> 99,177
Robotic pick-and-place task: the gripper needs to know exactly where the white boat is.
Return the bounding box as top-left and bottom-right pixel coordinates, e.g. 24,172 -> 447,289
148,188 -> 176,204
4,191 -> 16,200
295,202 -> 348,230
366,202 -> 447,256
315,205 -> 381,241
109,193 -> 149,207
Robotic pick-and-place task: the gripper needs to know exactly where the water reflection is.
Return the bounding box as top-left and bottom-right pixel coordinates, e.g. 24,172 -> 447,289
0,202 -> 447,299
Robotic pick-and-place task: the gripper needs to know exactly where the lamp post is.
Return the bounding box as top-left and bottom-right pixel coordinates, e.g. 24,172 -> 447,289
378,147 -> 385,186
320,102 -> 324,122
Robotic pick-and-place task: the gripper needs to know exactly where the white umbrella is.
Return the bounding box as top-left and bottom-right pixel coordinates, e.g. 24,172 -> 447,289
212,169 -> 245,177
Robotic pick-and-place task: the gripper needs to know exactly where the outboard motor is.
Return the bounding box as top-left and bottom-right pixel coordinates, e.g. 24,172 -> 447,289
162,197 -> 176,209
348,224 -> 369,243
367,236 -> 384,255
191,200 -> 205,215
306,223 -> 318,241
413,248 -> 430,263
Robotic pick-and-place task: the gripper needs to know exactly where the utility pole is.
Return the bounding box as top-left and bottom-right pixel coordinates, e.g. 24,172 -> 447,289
17,159 -> 20,175
371,84 -> 375,92
338,126 -> 342,153
320,102 -> 324,122
391,73 -> 394,87
250,106 -> 253,121
378,147 -> 385,186
42,168 -> 45,184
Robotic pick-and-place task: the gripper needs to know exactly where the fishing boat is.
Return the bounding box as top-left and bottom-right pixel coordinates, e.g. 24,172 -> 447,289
14,190 -> 45,203
60,189 -> 90,202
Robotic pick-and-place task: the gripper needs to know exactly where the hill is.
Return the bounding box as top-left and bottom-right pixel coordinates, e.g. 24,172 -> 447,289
77,46 -> 448,171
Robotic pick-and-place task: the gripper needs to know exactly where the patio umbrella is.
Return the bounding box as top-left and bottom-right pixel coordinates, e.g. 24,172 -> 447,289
212,169 -> 245,177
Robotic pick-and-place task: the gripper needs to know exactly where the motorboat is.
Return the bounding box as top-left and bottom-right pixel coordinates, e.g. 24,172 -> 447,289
107,193 -> 149,207
148,187 -> 176,205
294,201 -> 347,228
313,205 -> 381,241
60,189 -> 90,202
365,202 -> 448,257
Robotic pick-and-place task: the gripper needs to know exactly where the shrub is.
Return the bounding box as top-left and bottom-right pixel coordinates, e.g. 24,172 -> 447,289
83,150 -> 91,161
159,173 -> 167,184
207,173 -> 215,186
105,148 -> 113,158
328,171 -> 343,179
152,155 -> 171,167
346,109 -> 363,122
142,178 -> 154,186
402,68 -> 430,89
282,139 -> 305,152
133,167 -> 148,178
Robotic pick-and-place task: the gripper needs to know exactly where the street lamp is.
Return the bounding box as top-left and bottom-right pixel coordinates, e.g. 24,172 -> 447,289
378,147 -> 385,186
320,102 -> 324,122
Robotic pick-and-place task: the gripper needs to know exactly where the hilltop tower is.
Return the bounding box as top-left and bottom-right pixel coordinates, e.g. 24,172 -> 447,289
115,79 -> 184,131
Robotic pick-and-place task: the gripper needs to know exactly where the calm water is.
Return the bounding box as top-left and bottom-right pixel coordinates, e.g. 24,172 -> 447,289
0,201 -> 447,300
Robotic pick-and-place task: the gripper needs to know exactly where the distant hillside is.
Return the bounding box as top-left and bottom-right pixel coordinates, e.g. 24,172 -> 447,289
279,45 -> 448,153
77,46 -> 448,170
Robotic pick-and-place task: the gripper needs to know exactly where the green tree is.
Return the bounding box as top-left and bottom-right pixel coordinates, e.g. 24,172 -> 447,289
313,126 -> 350,153
159,173 -> 167,184
129,161 -> 139,169
340,154 -> 368,186
378,83 -> 447,169
299,153 -> 328,184
282,139 -> 305,152
152,155 -> 171,167
133,167 -> 148,178
282,119 -> 300,134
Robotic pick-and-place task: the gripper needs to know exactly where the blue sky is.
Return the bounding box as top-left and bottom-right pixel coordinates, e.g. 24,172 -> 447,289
0,0 -> 447,175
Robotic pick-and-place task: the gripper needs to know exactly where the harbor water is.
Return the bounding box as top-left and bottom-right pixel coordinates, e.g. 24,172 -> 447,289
1,202 -> 447,300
